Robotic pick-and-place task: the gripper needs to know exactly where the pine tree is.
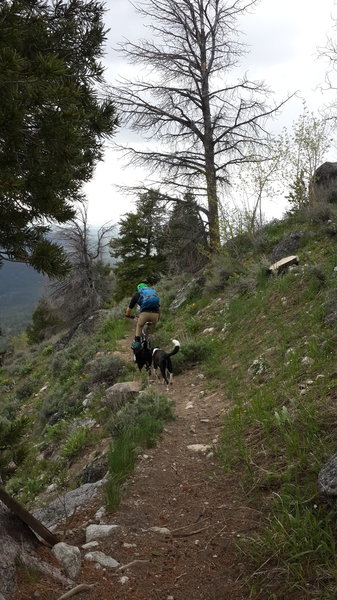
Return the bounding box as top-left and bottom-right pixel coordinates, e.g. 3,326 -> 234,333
164,193 -> 208,274
110,190 -> 168,299
0,0 -> 118,276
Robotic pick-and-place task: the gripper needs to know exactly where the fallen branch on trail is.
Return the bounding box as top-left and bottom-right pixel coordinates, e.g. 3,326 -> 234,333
117,559 -> 149,571
56,584 -> 96,600
172,524 -> 211,537
0,486 -> 59,546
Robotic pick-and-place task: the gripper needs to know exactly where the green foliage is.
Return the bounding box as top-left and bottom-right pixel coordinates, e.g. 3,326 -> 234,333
88,354 -> 124,385
26,298 -> 61,344
60,427 -> 91,460
43,420 -> 68,444
15,378 -> 36,400
0,0 -> 118,276
164,193 -> 208,274
0,416 -> 29,481
109,390 -> 174,436
110,190 -> 168,299
98,317 -> 130,349
286,168 -> 308,210
203,254 -> 242,294
106,390 -> 174,511
172,337 -> 215,374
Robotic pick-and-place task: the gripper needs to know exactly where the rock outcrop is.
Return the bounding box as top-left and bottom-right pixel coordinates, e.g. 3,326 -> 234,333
311,161 -> 337,204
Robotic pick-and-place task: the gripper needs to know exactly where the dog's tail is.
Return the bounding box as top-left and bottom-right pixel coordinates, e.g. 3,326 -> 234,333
167,339 -> 180,357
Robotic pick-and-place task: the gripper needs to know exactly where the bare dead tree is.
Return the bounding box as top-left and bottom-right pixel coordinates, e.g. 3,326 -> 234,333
110,0 -> 290,251
50,204 -> 115,324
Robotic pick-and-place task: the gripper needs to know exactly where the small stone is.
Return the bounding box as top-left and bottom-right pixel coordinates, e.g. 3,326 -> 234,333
86,524 -> 120,543
82,541 -> 99,550
148,527 -> 171,535
187,444 -> 211,453
52,543 -> 81,579
94,506 -> 106,522
120,576 -> 129,584
84,551 -> 119,568
200,418 -> 210,423
185,402 -> 194,409
302,356 -> 314,366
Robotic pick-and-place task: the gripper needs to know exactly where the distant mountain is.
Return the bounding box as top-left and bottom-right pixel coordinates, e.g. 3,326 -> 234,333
0,226 -> 116,338
0,262 -> 47,336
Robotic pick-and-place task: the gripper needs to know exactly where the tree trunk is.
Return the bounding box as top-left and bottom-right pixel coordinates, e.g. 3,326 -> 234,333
200,11 -> 220,253
0,486 -> 59,547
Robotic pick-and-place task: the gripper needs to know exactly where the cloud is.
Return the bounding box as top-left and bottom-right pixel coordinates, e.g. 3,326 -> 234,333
84,0 -> 337,225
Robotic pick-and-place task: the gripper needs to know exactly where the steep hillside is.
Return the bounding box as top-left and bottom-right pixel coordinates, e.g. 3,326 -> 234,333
1,209 -> 337,599
0,262 -> 46,337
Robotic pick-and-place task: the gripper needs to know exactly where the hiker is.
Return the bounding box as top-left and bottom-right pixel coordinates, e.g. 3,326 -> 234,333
125,281 -> 160,349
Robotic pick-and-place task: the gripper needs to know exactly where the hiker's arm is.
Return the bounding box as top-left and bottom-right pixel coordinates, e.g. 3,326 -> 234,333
125,292 -> 140,316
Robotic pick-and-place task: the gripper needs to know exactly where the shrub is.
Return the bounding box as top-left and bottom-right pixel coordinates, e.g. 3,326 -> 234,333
306,201 -> 335,224
87,354 -> 124,385
26,298 -> 61,345
60,427 -> 90,460
173,336 -> 214,374
15,378 -> 36,400
109,390 -> 174,436
40,385 -> 82,423
204,255 -> 242,294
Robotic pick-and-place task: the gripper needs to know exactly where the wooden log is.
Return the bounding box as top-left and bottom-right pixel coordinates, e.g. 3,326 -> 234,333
269,255 -> 299,275
0,486 -> 59,547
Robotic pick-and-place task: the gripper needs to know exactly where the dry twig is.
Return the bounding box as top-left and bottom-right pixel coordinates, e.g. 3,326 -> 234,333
117,559 -> 149,571
56,584 -> 95,600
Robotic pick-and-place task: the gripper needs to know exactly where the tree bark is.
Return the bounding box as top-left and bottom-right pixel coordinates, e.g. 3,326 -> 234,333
0,486 -> 59,547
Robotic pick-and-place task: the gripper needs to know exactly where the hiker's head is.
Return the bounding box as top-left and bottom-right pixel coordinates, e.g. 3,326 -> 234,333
137,280 -> 150,291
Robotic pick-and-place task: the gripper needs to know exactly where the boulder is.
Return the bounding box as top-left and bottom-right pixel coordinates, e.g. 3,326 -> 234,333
33,479 -> 106,530
269,230 -> 308,264
77,455 -> 108,485
102,381 -> 141,411
311,162 -> 337,204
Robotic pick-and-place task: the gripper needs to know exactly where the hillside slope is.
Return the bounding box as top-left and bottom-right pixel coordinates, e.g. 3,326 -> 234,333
2,210 -> 337,599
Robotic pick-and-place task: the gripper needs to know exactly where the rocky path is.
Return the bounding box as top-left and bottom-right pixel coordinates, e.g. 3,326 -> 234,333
14,334 -> 257,600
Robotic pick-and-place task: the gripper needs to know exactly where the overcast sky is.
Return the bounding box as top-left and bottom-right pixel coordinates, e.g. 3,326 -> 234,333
85,0 -> 337,227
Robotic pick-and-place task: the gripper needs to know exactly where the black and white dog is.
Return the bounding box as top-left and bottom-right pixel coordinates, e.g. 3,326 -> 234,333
152,339 -> 180,385
133,339 -> 152,373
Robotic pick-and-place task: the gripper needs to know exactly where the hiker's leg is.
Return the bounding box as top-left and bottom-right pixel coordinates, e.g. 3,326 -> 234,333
135,312 -> 148,337
145,312 -> 159,334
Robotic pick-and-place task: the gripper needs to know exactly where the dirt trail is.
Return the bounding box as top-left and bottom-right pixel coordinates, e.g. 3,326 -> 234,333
15,334 -> 257,600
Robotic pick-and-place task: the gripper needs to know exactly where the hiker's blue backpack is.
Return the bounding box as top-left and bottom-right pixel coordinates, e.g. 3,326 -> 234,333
138,286 -> 160,311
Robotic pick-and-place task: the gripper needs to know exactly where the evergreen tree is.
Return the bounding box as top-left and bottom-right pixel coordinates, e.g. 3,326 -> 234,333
26,298 -> 61,344
0,0 -> 118,276
110,190 -> 168,299
165,193 -> 208,274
